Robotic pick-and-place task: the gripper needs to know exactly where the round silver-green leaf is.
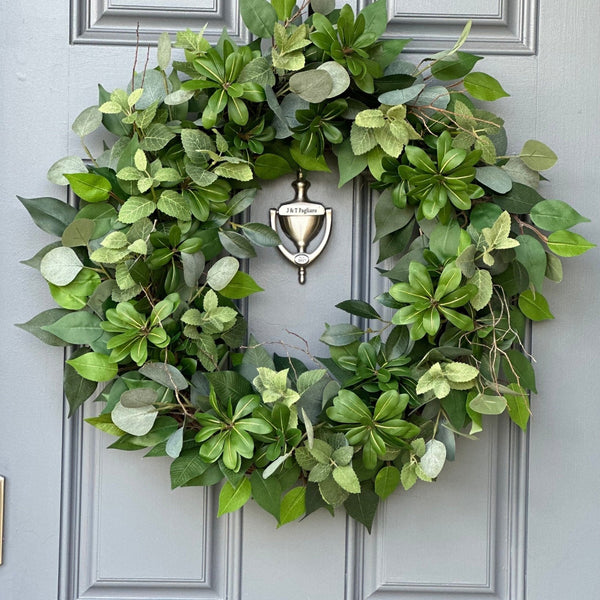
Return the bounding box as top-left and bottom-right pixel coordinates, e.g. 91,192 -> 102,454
40,246 -> 84,286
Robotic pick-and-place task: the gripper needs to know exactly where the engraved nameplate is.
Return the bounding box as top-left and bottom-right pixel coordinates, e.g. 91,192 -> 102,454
278,203 -> 326,216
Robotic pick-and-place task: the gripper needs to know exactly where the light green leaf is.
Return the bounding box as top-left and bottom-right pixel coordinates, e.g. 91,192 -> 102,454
218,478 -> 252,517
220,271 -> 263,299
207,256 -> 239,291
333,465 -> 361,494
49,269 -> 101,310
443,362 -> 479,383
62,219 -> 95,247
157,32 -> 171,70
140,123 -> 175,151
468,269 -> 493,310
420,440 -> 446,478
374,465 -> 401,500
65,173 -> 112,203
165,427 -> 184,458
72,105 -> 102,137
355,109 -> 385,129
214,162 -> 253,181
379,83 -> 425,106
519,288 -> 555,321
505,384 -> 530,432
66,352 -> 118,382
530,200 -> 590,232
316,61 -> 351,97
181,129 -> 215,160
118,196 -> 156,223
158,190 -> 191,220
40,246 -> 84,286
239,56 -> 276,87
469,392 -> 507,415
464,72 -> 509,101
279,486 -> 306,526
400,462 -> 417,490
502,157 -> 540,188
289,70 -> 333,103
520,140 -> 557,171
164,89 -> 195,105
111,388 -> 159,436
546,230 -> 595,257
350,123 -> 378,156
47,156 -> 88,185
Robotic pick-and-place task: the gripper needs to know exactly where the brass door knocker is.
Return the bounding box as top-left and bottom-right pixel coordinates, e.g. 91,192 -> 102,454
269,172 -> 333,284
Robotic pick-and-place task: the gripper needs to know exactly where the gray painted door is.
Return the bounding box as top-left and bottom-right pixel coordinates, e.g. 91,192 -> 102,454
1,1 -> 599,599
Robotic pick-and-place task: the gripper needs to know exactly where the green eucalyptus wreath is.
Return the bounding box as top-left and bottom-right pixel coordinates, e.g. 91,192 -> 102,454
18,0 -> 595,531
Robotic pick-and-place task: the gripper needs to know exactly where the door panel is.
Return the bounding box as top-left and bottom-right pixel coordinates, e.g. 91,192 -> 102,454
2,1 -> 600,599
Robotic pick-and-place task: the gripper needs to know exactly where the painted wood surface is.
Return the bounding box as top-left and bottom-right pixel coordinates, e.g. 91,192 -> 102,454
1,1 -> 599,598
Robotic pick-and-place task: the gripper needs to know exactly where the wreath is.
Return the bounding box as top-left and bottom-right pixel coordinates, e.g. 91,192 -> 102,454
18,0 -> 594,531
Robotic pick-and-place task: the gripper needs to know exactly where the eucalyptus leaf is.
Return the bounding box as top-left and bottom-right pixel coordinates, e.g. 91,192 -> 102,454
47,156 -> 88,185
289,70 -> 333,104
40,247 -> 84,286
72,105 -> 103,137
140,362 -> 189,390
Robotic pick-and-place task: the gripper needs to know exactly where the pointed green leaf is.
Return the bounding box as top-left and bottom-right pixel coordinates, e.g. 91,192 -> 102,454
218,478 -> 252,517
518,289 -> 554,321
279,486 -> 306,526
464,72 -> 509,101
66,352 -> 118,382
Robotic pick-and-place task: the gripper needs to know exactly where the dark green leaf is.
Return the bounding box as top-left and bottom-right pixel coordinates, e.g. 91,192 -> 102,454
139,362 -> 189,390
170,452 -> 209,488
240,0 -> 278,38
19,196 -> 78,237
250,470 -> 282,521
431,52 -> 483,80
16,308 -> 71,346
343,485 -> 379,532
374,189 -> 414,241
254,154 -> 293,180
335,300 -> 381,320
514,235 -> 547,292
64,353 -> 98,416
493,182 -> 543,214
320,323 -> 364,346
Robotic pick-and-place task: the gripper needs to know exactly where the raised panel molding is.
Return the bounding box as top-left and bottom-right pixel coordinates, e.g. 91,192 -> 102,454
362,0 -> 538,55
70,0 -> 250,46
59,399 -> 242,600
345,419 -> 528,599
70,0 -> 535,52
